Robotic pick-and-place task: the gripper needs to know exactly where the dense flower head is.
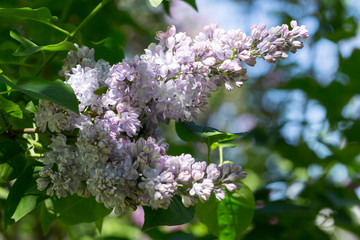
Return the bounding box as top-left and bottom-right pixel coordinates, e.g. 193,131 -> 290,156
34,21 -> 308,212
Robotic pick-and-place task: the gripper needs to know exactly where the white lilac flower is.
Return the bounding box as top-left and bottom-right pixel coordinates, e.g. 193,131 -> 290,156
35,21 -> 308,211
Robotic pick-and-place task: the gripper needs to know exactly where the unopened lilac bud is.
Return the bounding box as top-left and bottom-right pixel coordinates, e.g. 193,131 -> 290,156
290,20 -> 298,28
259,41 -> 270,51
244,57 -> 256,67
264,54 -> 276,63
251,27 -> 261,40
281,52 -> 288,58
167,25 -> 176,37
37,178 -> 50,191
206,163 -> 221,181
224,183 -> 238,192
214,188 -> 226,201
273,51 -> 283,58
292,40 -> 303,49
272,38 -> 285,46
239,50 -> 251,62
181,195 -> 197,207
299,27 -> 309,38
269,26 -> 282,35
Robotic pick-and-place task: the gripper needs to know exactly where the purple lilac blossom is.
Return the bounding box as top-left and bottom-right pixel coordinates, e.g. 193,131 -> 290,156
34,21 -> 308,212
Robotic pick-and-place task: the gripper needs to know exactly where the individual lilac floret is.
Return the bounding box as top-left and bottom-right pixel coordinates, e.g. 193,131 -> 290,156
34,100 -> 73,133
59,44 -> 96,77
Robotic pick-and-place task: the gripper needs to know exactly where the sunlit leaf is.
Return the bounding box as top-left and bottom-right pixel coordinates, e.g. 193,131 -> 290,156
0,95 -> 23,118
93,86 -> 108,96
40,199 -> 56,235
175,121 -> 246,147
3,166 -> 37,229
0,75 -> 79,114
0,7 -> 57,23
149,0 -> 163,7
196,183 -> 255,239
14,41 -> 75,56
12,194 -> 38,222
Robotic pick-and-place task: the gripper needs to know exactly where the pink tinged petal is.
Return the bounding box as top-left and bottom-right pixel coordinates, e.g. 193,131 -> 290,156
202,57 -> 216,66
239,51 -> 251,62
167,25 -> 176,37
224,183 -> 237,192
272,38 -> 285,46
292,41 -> 303,48
273,51 -> 283,58
166,36 -> 176,49
281,52 -> 288,58
264,54 -> 276,63
290,20 -> 298,28
181,195 -> 196,207
214,189 -> 226,201
225,81 -> 234,90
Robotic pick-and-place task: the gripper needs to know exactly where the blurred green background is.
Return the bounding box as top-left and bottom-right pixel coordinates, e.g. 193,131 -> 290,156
1,0 -> 360,239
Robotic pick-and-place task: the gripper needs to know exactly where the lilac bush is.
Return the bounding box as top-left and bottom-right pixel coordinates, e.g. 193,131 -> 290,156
35,21 -> 308,213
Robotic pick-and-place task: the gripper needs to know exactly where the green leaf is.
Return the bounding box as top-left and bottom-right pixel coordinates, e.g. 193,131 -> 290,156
0,7 -> 56,23
211,142 -> 238,150
10,31 -> 37,49
143,195 -> 195,230
12,194 -> 38,222
10,31 -> 75,56
40,199 -> 56,235
162,0 -> 171,15
0,95 -> 23,118
183,0 -> 198,11
93,86 -> 108,96
14,41 -> 76,56
0,75 -> 79,114
4,166 -> 37,229
47,195 -> 112,225
149,0 -> 163,7
196,183 -> 255,239
25,100 -> 38,113
95,217 -> 104,233
175,121 -> 245,146
0,186 -> 9,199
0,163 -> 14,183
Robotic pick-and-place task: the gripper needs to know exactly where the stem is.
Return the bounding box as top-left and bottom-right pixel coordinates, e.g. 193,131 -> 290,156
68,0 -> 110,40
23,128 -> 38,133
0,89 -> 14,95
35,0 -> 110,76
43,21 -> 71,36
6,128 -> 40,134
30,153 -> 44,158
219,145 -> 224,165
207,139 -> 211,164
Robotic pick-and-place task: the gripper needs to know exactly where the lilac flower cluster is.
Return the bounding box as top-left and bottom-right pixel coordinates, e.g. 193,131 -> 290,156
35,21 -> 308,212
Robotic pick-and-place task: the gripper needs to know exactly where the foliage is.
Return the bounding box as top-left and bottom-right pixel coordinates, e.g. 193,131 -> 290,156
0,0 -> 359,240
